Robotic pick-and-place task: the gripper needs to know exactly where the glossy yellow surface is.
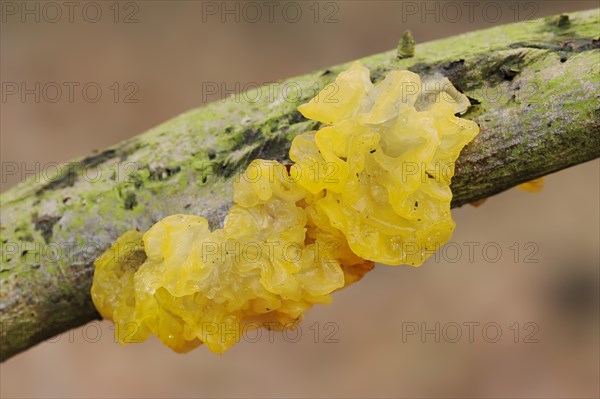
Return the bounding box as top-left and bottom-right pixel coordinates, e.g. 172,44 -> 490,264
91,62 -> 478,353
294,62 -> 479,265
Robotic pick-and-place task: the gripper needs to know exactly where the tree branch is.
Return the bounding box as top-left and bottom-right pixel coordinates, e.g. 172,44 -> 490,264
1,10 -> 599,362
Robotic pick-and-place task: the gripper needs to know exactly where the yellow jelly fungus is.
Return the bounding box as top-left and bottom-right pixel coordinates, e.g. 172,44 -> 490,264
91,62 -> 479,354
517,177 -> 544,192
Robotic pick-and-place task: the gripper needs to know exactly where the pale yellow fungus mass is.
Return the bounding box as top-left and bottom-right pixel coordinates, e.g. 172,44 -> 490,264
91,62 -> 479,353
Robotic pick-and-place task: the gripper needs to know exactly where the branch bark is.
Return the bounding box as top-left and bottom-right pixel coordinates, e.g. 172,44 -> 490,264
1,10 -> 599,362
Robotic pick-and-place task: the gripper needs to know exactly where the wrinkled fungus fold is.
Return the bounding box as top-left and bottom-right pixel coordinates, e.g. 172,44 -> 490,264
91,62 -> 479,353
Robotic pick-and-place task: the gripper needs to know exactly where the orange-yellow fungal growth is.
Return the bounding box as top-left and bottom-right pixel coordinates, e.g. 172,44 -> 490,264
91,62 -> 479,353
293,62 -> 478,265
517,177 -> 544,192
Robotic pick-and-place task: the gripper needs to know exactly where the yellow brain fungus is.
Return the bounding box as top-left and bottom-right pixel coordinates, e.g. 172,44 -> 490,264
517,177 -> 544,192
91,62 -> 479,353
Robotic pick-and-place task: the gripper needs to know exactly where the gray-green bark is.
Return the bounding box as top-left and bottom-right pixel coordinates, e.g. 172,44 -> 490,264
1,10 -> 599,362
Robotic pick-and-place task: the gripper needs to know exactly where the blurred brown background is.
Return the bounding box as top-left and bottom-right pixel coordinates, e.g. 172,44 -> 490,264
1,1 -> 598,398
